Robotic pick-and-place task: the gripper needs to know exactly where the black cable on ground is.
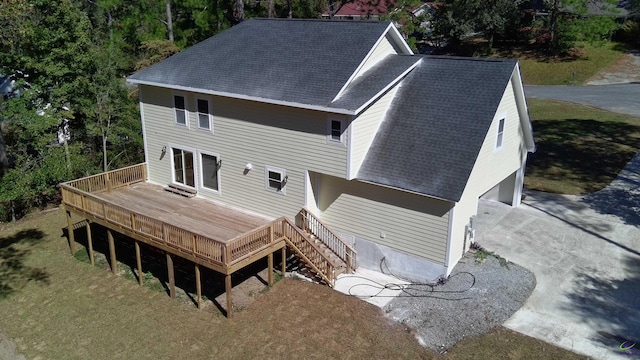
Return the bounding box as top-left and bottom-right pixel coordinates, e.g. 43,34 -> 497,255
340,272 -> 476,300
337,256 -> 477,300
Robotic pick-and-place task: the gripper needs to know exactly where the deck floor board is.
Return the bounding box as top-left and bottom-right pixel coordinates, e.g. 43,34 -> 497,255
98,183 -> 271,243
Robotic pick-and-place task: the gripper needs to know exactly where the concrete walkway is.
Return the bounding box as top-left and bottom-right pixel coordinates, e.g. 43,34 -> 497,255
476,149 -> 640,359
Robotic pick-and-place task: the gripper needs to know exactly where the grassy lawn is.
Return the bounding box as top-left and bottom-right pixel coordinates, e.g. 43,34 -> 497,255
0,209 -> 588,359
439,39 -> 626,85
525,99 -> 640,194
518,42 -> 626,85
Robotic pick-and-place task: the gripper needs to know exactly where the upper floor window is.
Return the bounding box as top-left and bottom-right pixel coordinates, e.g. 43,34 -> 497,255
173,94 -> 187,126
496,118 -> 505,150
327,118 -> 345,145
265,166 -> 287,195
196,97 -> 212,131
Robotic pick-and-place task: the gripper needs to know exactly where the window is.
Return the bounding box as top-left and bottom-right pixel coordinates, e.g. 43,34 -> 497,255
173,94 -> 187,126
172,147 -> 195,187
200,152 -> 220,192
196,97 -> 212,131
327,118 -> 345,145
496,118 -> 505,149
265,166 -> 287,194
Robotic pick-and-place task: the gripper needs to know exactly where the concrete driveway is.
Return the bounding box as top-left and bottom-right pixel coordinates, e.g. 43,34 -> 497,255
476,150 -> 640,359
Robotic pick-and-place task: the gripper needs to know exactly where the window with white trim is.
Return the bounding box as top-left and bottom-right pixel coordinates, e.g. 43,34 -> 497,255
172,147 -> 195,187
199,152 -> 220,192
196,97 -> 212,131
265,166 -> 287,194
173,94 -> 188,126
327,118 -> 345,144
496,118 -> 505,149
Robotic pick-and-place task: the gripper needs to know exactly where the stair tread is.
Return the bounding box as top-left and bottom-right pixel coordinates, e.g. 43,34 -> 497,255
164,184 -> 196,198
292,212 -> 357,285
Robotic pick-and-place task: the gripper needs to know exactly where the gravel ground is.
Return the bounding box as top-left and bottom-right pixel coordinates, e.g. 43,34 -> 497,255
384,250 -> 536,353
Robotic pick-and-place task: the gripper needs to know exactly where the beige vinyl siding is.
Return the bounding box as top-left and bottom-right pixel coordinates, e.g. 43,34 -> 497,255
139,85 -> 348,219
446,194 -> 476,269
356,33 -> 398,78
446,78 -> 528,268
316,175 -> 451,264
348,84 -> 399,178
464,79 -> 526,197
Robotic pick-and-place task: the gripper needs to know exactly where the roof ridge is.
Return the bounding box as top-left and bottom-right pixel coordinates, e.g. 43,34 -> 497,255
419,54 -> 516,63
249,17 -> 390,24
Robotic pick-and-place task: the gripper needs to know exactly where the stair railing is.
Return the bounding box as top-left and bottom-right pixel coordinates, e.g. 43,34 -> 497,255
277,218 -> 337,285
297,208 -> 357,272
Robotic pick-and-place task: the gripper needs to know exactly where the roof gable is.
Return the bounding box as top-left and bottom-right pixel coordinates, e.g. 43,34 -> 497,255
357,56 -> 519,202
329,54 -> 421,112
128,19 -> 402,112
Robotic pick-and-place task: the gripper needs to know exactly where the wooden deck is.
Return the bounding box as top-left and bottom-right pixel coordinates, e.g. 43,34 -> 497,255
98,183 -> 271,244
60,164 -> 356,318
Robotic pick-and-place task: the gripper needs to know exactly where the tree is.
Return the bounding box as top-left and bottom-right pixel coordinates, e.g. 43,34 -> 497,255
166,0 -> 175,42
544,0 -> 619,53
0,0 -> 98,220
234,0 -> 245,22
431,0 -> 521,50
383,0 -> 431,51
82,0 -> 143,172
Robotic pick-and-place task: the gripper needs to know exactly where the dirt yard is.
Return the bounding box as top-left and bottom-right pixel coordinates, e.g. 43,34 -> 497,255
0,209 -> 586,359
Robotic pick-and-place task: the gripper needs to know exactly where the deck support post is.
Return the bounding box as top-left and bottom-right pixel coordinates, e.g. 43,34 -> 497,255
167,253 -> 175,299
66,209 -> 76,255
195,264 -> 202,309
267,252 -> 273,286
135,241 -> 143,286
107,229 -> 117,273
225,274 -> 232,318
86,221 -> 94,266
281,247 -> 286,276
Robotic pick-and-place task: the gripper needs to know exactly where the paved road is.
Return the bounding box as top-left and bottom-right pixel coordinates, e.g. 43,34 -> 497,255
525,84 -> 640,117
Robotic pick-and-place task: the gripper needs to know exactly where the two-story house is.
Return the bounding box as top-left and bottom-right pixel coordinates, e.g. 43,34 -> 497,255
61,19 -> 534,315
125,18 -> 534,281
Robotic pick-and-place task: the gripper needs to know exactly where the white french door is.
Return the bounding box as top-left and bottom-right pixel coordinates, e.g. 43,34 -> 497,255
172,147 -> 195,187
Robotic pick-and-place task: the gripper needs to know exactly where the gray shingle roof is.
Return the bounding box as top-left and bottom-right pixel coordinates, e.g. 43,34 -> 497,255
357,56 -> 517,202
329,55 -> 422,112
128,18 -> 395,109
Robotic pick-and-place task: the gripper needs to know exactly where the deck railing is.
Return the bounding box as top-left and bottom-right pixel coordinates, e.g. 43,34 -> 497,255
298,208 -> 357,272
61,184 -> 230,267
60,166 -> 339,282
64,163 -> 146,193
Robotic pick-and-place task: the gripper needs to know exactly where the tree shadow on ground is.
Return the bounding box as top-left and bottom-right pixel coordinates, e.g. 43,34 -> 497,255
0,228 -> 49,299
563,255 -> 640,356
70,222 -> 280,316
526,119 -> 640,194
581,149 -> 640,226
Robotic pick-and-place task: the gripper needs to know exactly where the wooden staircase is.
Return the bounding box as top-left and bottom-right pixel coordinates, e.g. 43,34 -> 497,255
283,208 -> 357,286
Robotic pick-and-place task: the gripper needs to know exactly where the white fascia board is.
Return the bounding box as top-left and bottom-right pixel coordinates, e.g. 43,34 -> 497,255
346,115 -> 354,180
387,23 -> 414,55
352,58 -> 421,115
127,79 -> 355,116
139,100 -> 150,181
444,203 -> 456,274
511,63 -> 536,153
331,23 -> 413,103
